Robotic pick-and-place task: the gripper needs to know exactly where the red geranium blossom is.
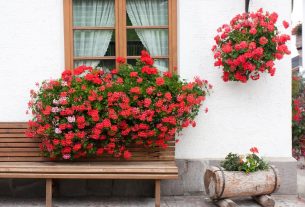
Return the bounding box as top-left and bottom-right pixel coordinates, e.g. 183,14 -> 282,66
282,21 -> 289,29
156,77 -> 165,86
116,57 -> 126,64
250,147 -> 259,154
259,37 -> 268,45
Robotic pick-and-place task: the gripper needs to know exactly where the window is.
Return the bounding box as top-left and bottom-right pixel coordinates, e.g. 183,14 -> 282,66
63,0 -> 177,72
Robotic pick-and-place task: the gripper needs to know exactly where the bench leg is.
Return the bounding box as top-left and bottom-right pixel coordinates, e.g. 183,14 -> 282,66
46,179 -> 52,207
155,179 -> 161,207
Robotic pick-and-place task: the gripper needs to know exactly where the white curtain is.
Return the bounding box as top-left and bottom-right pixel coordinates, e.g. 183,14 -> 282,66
73,0 -> 114,68
127,0 -> 169,72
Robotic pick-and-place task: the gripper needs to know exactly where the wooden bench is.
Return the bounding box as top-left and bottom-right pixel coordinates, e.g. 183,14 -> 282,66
0,122 -> 178,207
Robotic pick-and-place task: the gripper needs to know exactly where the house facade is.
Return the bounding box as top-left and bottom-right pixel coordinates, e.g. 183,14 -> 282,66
0,0 -> 295,196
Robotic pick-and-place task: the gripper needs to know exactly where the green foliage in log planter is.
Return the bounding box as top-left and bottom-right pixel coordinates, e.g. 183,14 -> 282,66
221,147 -> 269,173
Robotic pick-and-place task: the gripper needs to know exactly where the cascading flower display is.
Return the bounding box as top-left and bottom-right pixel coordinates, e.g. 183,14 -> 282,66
212,8 -> 291,83
26,51 -> 212,160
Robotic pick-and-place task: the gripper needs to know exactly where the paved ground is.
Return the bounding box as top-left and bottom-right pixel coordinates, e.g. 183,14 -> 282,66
298,168 -> 305,199
297,159 -> 305,199
0,195 -> 304,207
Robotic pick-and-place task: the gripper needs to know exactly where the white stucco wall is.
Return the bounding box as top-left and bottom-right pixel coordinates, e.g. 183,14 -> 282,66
176,0 -> 292,158
0,0 -> 292,158
0,0 -> 64,121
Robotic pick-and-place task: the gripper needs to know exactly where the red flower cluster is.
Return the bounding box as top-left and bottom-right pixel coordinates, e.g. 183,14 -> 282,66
212,8 -> 291,83
26,51 -> 211,160
140,50 -> 154,66
250,147 -> 259,154
293,99 -> 302,122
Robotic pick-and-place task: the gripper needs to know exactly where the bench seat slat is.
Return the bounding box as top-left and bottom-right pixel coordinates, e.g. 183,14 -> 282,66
0,134 -> 27,138
0,129 -> 26,133
0,167 -> 178,174
0,146 -> 174,152
0,153 -> 174,157
0,151 -> 174,156
0,123 -> 28,128
0,161 -> 178,178
0,173 -> 178,179
0,138 -> 41,143
0,152 -> 41,157
0,157 -> 49,162
0,148 -> 40,152
0,166 -> 177,170
0,143 -> 41,147
0,161 -> 177,167
0,157 -> 175,162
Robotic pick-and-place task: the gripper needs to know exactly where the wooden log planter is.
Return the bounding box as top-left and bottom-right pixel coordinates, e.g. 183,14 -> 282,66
204,166 -> 280,207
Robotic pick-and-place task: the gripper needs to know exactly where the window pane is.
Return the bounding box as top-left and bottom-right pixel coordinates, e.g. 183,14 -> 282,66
74,30 -> 115,57
127,59 -> 137,65
73,0 -> 115,27
74,60 -> 115,71
154,59 -> 168,72
127,59 -> 168,72
127,29 -> 146,56
126,0 -> 168,26
127,29 -> 168,56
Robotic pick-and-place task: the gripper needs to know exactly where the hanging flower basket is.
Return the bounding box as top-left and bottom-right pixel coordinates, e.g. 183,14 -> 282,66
212,8 -> 291,83
26,51 -> 212,161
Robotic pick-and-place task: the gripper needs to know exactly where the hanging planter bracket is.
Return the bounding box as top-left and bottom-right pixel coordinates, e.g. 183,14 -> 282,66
245,0 -> 250,13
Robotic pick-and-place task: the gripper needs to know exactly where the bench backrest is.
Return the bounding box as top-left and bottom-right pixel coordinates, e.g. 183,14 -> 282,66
0,122 -> 175,162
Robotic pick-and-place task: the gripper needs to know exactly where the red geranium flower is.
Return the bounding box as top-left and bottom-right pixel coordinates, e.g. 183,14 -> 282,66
282,20 -> 289,29
250,147 -> 259,154
123,150 -> 132,159
116,57 -> 126,64
156,77 -> 165,86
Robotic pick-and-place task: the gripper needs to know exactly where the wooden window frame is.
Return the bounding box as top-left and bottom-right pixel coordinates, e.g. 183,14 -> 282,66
63,0 -> 177,73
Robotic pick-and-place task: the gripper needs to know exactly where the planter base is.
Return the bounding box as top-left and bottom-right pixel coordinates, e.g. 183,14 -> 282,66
216,198 -> 238,207
253,195 -> 275,207
215,195 -> 275,207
